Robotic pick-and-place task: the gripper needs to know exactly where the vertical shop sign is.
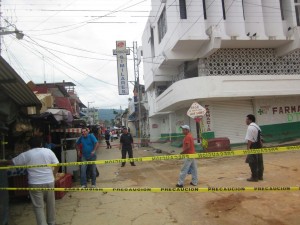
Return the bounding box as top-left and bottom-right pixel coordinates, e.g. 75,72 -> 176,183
113,41 -> 130,95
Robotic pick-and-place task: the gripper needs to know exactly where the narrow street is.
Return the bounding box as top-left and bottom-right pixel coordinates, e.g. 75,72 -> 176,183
9,142 -> 300,225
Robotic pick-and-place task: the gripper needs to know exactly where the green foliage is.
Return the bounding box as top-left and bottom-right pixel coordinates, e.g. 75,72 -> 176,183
201,138 -> 208,148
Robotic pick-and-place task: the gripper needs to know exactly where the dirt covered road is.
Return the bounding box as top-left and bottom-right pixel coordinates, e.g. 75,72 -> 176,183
9,144 -> 300,225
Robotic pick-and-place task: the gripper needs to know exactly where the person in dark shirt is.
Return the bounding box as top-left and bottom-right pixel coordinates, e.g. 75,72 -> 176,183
119,127 -> 136,167
104,130 -> 112,149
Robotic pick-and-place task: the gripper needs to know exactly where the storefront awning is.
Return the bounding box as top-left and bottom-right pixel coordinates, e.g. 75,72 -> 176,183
51,128 -> 82,133
30,112 -> 58,124
46,108 -> 73,123
0,56 -> 41,108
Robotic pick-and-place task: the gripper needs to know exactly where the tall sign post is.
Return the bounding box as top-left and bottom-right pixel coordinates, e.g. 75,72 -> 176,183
113,41 -> 142,144
187,102 -> 207,144
113,41 -> 130,95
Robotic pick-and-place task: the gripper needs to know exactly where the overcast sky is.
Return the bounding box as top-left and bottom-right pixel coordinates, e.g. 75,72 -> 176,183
1,0 -> 152,110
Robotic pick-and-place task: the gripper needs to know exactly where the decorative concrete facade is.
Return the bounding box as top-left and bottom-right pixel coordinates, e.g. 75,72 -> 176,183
141,0 -> 300,144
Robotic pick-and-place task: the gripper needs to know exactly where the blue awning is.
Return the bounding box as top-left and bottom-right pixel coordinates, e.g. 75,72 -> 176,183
80,111 -> 87,117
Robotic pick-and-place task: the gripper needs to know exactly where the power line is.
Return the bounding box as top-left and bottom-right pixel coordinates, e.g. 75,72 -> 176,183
6,35 -> 113,104
26,43 -> 118,61
24,35 -> 118,86
31,0 -> 78,30
22,36 -> 146,65
19,36 -> 156,67
2,37 -> 32,80
7,34 -> 117,91
27,36 -> 115,57
2,0 -> 289,35
10,0 -> 148,34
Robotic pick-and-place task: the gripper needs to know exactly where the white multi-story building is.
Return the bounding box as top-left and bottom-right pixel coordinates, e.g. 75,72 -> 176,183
141,0 -> 300,145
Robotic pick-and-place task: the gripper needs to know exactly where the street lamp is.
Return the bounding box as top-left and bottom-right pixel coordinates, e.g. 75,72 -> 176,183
0,29 -> 24,54
0,29 -> 24,40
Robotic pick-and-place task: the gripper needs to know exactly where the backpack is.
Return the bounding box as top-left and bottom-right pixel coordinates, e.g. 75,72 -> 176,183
251,129 -> 262,149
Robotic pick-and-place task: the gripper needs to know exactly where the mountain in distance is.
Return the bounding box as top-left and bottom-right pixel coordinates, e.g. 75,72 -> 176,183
98,109 -> 122,121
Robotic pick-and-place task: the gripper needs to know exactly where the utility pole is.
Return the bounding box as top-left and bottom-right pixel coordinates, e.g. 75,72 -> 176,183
133,41 -> 142,142
87,101 -> 94,125
0,0 -> 24,54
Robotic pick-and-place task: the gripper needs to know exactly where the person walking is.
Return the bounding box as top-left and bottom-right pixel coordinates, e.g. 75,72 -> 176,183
104,129 -> 112,149
11,136 -> 60,225
76,127 -> 99,188
176,125 -> 198,188
119,127 -> 136,167
245,114 -> 264,182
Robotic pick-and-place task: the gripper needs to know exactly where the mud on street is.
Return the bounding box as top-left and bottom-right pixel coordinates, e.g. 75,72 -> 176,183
9,143 -> 300,225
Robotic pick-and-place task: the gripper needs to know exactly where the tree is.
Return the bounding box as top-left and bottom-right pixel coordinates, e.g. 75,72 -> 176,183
110,119 -> 115,126
104,120 -> 110,127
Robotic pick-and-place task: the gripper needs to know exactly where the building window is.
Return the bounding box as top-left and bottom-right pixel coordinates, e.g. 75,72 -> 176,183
179,0 -> 187,19
242,0 -> 245,20
202,0 -> 207,20
150,27 -> 155,58
221,0 -> 226,20
295,0 -> 300,26
158,7 -> 167,43
279,0 -> 284,20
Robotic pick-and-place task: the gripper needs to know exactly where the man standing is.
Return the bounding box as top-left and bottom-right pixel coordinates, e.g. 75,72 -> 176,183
119,127 -> 136,167
12,136 -> 60,225
176,125 -> 198,188
245,114 -> 264,182
104,129 -> 112,149
76,127 -> 99,188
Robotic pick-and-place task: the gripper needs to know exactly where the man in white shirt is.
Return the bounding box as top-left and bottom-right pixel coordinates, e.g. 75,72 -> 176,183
12,136 -> 59,225
245,114 -> 264,182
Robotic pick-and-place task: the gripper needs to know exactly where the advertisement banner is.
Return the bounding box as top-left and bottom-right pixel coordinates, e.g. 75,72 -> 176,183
116,41 -> 129,95
255,97 -> 300,125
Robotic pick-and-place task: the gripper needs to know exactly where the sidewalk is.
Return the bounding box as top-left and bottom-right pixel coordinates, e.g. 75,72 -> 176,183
136,137 -> 300,156
148,141 -> 182,155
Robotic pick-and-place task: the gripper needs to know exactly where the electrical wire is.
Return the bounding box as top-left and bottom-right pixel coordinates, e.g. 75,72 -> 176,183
23,33 -> 163,66
2,0 -> 291,37
12,0 -> 148,35
11,36 -> 112,92
25,43 -> 118,62
25,36 -> 116,57
31,0 -> 78,30
7,35 -> 115,105
21,36 -> 136,105
24,35 -> 118,86
2,37 -> 32,81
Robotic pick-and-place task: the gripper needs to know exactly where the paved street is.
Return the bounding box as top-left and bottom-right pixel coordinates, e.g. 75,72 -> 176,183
8,140 -> 300,225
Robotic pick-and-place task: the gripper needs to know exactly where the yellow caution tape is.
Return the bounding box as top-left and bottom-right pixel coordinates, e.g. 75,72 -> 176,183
1,145 -> 299,170
0,187 -> 299,192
